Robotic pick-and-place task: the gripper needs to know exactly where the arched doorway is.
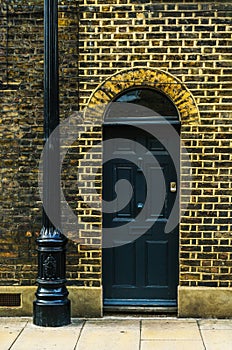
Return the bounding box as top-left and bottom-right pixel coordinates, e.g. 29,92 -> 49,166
102,87 -> 180,308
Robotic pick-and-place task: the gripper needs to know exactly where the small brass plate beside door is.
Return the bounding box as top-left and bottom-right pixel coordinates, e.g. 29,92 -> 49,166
170,182 -> 177,192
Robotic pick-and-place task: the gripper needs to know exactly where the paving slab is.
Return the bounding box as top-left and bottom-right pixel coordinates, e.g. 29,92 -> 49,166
198,319 -> 232,330
141,340 -> 205,350
0,317 -> 28,350
10,319 -> 84,350
75,319 -> 140,350
3,317 -> 232,350
141,319 -> 201,340
200,329 -> 232,350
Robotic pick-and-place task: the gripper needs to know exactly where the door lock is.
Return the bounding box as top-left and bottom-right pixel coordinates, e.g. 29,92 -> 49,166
170,182 -> 177,192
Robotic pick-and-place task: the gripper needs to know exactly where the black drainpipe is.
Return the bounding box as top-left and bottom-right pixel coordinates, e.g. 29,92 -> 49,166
33,0 -> 71,327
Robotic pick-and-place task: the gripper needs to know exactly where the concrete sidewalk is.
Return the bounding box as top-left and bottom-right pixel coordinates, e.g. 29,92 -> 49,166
1,317 -> 232,350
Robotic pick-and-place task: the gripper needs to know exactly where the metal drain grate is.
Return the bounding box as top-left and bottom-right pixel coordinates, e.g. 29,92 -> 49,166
0,293 -> 21,307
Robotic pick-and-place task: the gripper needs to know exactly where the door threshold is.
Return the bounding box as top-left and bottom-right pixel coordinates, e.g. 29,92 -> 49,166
104,305 -> 177,315
103,299 -> 177,315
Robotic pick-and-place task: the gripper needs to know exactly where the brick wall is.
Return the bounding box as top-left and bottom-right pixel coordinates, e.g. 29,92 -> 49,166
0,0 -> 231,292
79,0 -> 232,288
0,1 -> 44,285
0,0 -> 80,285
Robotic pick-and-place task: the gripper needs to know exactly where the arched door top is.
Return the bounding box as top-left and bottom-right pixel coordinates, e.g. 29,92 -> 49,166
86,68 -> 200,125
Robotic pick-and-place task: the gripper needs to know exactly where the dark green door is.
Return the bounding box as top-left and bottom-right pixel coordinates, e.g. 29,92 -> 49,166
102,124 -> 179,306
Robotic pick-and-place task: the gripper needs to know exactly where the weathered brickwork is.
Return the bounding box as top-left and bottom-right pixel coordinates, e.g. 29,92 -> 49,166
0,0 -> 232,298
0,0 -> 80,285
0,1 -> 44,285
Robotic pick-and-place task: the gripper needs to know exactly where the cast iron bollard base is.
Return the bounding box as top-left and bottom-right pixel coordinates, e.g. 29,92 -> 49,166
33,300 -> 71,327
33,227 -> 71,327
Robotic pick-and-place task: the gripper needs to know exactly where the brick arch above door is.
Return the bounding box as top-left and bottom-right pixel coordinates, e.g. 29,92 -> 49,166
86,68 -> 200,125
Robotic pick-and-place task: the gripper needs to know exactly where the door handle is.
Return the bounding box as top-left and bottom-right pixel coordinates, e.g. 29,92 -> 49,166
137,202 -> 144,211
170,182 -> 177,192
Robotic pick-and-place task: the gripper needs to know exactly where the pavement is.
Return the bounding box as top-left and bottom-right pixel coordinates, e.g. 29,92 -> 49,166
1,316 -> 232,350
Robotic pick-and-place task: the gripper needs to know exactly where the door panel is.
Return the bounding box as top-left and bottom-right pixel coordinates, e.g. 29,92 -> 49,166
113,242 -> 136,286
145,240 -> 168,286
114,165 -> 134,218
145,163 -> 168,219
102,124 -> 179,305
